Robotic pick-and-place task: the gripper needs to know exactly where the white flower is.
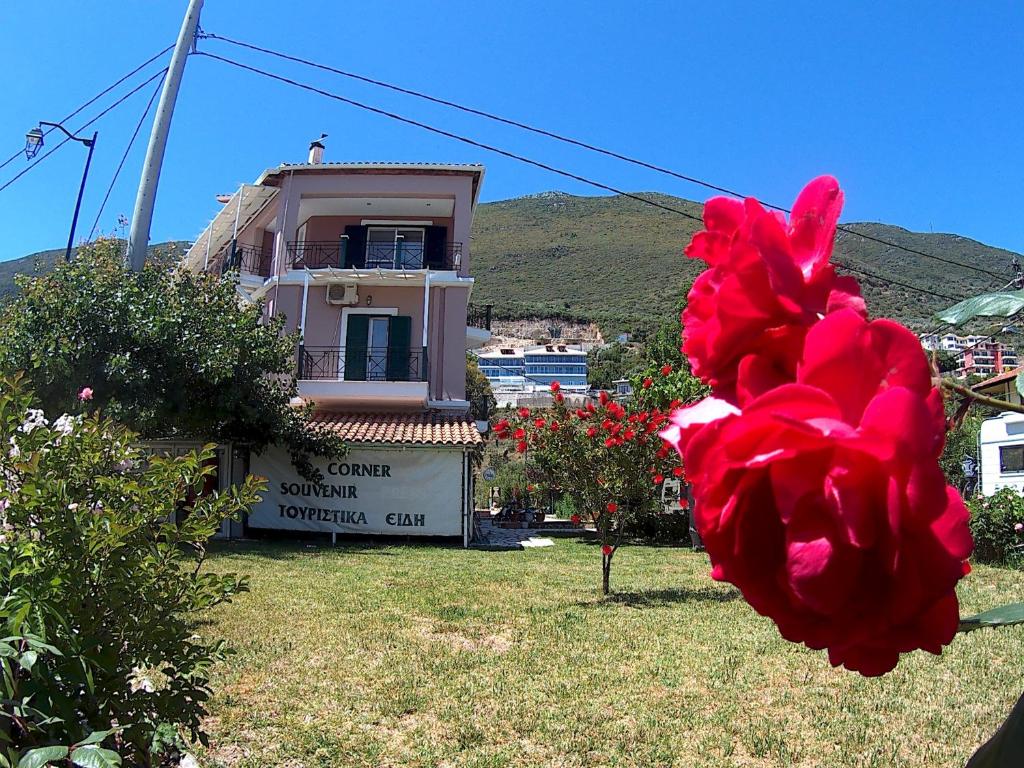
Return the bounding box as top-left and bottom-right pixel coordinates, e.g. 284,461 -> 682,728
52,414 -> 77,437
18,409 -> 48,433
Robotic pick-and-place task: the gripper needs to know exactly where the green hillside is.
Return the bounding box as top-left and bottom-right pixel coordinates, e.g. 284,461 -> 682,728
1,193 -> 1018,337
469,192 -> 1021,336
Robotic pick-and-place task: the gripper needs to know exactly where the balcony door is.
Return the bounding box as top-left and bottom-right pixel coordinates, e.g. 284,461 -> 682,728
366,227 -> 425,269
343,313 -> 413,382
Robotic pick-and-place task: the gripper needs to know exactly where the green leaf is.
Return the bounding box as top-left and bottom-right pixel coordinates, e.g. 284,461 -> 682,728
967,690 -> 1024,767
17,746 -> 69,768
69,746 -> 121,768
72,731 -> 115,748
16,651 -> 37,672
937,291 -> 1024,325
959,603 -> 1024,633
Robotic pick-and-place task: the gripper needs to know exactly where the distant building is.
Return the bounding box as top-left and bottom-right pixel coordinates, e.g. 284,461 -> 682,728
475,344 -> 589,407
612,378 -> 633,402
920,332 -> 1018,378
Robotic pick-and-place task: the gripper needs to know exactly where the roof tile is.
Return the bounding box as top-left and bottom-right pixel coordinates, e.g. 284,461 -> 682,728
310,411 -> 482,447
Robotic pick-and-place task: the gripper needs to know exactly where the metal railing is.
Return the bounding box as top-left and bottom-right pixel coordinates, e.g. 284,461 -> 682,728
220,243 -> 270,277
467,304 -> 493,330
288,240 -> 462,271
297,345 -> 428,382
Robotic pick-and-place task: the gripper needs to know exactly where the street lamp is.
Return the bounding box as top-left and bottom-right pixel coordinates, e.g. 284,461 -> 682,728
24,121 -> 98,262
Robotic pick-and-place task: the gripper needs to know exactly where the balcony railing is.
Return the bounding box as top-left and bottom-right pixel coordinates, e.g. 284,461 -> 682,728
298,345 -> 428,382
220,243 -> 270,277
467,304 -> 492,330
288,240 -> 462,271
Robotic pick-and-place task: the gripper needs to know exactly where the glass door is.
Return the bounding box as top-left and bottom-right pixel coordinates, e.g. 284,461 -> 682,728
366,316 -> 390,380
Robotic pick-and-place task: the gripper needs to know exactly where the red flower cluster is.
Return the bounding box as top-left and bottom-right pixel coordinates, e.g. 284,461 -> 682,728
663,178 -> 971,676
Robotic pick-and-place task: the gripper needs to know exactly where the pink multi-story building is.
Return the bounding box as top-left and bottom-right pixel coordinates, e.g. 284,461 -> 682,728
183,142 -> 488,544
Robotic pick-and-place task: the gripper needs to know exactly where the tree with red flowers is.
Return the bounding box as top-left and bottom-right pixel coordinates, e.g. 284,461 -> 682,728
493,383 -> 681,594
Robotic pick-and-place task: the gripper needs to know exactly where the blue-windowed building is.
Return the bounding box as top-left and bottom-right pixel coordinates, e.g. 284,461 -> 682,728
476,344 -> 589,394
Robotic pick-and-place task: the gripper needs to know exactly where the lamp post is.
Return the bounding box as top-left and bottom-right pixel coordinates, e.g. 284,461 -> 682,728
25,122 -> 98,262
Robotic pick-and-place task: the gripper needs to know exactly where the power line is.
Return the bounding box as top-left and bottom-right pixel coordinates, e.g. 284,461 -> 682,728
0,68 -> 168,196
199,52 -> 965,306
200,32 -> 1010,285
194,52 -> 703,223
87,72 -> 166,241
0,44 -> 172,175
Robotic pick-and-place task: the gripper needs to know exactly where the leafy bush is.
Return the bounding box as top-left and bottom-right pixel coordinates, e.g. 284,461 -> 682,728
968,487 -> 1024,565
0,375 -> 264,766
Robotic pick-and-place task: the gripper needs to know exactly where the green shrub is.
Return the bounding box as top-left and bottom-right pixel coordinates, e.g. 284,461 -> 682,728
968,487 -> 1024,565
0,375 -> 265,766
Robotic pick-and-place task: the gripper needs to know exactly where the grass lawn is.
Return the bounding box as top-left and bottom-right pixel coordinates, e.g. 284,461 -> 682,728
195,539 -> 1024,768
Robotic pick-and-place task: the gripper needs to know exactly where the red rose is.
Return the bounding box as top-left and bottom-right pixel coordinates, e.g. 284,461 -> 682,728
550,381 -> 561,392
534,418 -> 546,428
586,402 -> 597,413
513,428 -> 526,440
515,440 -> 528,453
601,544 -> 613,556
494,418 -> 510,432
576,409 -> 588,419
554,393 -> 565,403
661,364 -> 673,376
604,437 -> 615,448
653,473 -> 664,484
587,426 -> 598,438
517,407 -> 531,418
549,421 -> 560,432
661,310 -> 970,676
642,377 -> 654,389
623,429 -> 635,441
599,391 -> 610,405
606,502 -> 618,514
570,514 -> 582,525
682,176 -> 866,404
672,466 -> 684,478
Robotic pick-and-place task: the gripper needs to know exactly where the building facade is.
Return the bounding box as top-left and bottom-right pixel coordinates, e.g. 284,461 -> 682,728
920,332 -> 1019,378
475,344 -> 589,408
183,147 -> 487,543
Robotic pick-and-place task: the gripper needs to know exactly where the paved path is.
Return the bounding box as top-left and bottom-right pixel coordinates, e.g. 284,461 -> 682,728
472,518 -> 558,550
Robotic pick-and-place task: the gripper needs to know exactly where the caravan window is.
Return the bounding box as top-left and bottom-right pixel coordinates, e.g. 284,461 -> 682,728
999,445 -> 1024,473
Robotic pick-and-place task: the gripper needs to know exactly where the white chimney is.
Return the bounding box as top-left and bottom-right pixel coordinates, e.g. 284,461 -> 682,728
308,133 -> 327,164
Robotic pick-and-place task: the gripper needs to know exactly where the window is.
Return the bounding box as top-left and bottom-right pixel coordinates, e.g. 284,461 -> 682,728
366,227 -> 425,268
343,315 -> 415,381
1000,445 -> 1024,473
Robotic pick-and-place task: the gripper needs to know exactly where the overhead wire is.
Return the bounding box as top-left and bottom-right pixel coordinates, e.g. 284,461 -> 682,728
0,44 -> 172,175
87,71 -> 166,240
200,32 -> 1010,285
0,68 -> 169,196
197,51 -> 969,306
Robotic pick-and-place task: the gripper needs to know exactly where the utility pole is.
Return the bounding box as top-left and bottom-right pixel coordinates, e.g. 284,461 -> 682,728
125,0 -> 204,271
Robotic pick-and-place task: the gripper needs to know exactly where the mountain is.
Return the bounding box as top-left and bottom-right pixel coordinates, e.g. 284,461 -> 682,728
2,193 -> 1018,337
469,192 -> 1022,336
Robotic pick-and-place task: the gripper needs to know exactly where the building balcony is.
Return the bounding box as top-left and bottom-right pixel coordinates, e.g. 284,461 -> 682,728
288,240 -> 463,271
466,304 -> 492,350
221,244 -> 271,278
296,344 -> 429,408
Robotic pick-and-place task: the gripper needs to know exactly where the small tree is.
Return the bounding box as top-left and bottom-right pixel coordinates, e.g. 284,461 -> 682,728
466,354 -> 497,422
0,374 -> 264,765
0,239 -> 343,480
494,383 -> 680,594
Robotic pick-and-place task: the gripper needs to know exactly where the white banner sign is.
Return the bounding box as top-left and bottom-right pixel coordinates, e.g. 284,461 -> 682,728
248,446 -> 465,536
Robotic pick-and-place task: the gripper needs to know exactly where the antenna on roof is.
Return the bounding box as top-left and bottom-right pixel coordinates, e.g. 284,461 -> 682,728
308,133 -> 328,164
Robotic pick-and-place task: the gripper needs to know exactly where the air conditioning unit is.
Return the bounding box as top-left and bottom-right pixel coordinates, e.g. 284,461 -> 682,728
326,284 -> 358,305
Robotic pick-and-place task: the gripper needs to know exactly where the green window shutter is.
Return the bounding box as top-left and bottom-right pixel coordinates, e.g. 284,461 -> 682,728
344,315 -> 369,381
386,315 -> 413,381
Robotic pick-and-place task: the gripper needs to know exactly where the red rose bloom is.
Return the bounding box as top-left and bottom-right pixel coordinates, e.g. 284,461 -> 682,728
549,421 -> 560,432
661,309 -> 971,676
642,377 -> 654,389
555,392 -> 565,403
601,544 -> 613,556
534,418 -> 546,428
599,391 -> 610,405
606,502 -> 618,514
550,381 -> 561,392
513,428 -> 526,440
570,514 -> 582,525
682,176 -> 866,404
517,407 -> 531,418
515,440 -> 528,454
587,426 -> 598,438
653,473 -> 664,484
661,364 -> 673,376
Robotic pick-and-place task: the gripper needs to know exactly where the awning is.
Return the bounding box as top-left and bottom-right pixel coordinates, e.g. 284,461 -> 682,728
182,184 -> 278,272
310,411 -> 482,447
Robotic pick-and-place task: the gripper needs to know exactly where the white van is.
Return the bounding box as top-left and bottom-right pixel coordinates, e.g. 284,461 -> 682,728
979,411 -> 1024,496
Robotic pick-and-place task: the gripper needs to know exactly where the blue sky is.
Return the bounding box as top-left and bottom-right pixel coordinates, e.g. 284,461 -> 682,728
0,1 -> 1021,262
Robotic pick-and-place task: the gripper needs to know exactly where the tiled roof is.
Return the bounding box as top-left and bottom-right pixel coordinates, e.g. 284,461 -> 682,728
973,365 -> 1024,391
310,411 -> 482,447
